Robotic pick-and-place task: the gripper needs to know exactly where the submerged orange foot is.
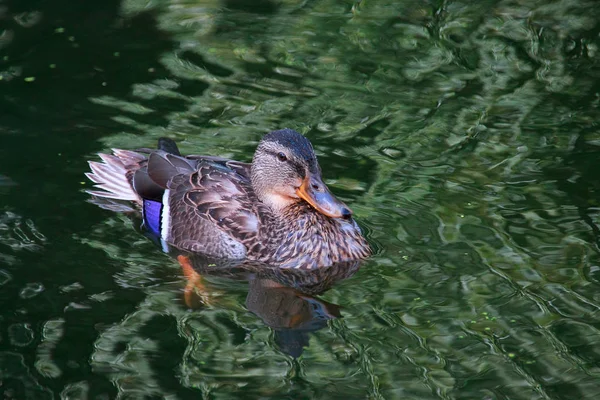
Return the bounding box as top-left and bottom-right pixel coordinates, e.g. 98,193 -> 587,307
178,255 -> 210,308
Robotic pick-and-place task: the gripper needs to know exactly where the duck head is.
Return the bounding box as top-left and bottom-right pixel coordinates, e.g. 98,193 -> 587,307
250,129 -> 352,219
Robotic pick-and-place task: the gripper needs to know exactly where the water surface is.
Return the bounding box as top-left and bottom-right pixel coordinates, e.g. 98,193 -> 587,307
2,0 -> 600,398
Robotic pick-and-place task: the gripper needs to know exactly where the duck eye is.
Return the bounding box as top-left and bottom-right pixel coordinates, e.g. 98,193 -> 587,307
276,152 -> 287,162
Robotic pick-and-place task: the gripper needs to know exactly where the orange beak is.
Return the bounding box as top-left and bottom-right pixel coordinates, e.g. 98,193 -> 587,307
296,173 -> 352,219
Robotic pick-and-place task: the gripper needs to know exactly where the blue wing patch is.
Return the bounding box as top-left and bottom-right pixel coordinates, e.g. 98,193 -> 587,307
143,199 -> 163,236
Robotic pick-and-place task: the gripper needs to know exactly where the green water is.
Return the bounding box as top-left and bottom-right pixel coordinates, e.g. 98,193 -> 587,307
2,0 -> 600,398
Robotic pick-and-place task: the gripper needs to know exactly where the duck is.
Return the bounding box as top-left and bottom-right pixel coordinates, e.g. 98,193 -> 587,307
86,129 -> 371,269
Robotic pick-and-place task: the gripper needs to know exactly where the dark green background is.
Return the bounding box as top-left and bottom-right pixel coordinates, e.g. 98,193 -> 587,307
2,0 -> 600,398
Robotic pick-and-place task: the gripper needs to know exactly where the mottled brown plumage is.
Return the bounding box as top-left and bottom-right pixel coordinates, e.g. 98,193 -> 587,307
86,129 -> 371,269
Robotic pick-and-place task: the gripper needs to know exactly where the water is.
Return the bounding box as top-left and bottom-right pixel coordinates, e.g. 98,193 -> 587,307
2,0 -> 600,398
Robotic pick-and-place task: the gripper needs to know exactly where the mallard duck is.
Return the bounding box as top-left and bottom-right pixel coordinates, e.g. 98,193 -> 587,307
86,129 -> 370,269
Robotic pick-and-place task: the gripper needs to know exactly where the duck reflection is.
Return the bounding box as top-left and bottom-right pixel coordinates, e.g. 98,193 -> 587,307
247,278 -> 341,358
175,253 -> 361,358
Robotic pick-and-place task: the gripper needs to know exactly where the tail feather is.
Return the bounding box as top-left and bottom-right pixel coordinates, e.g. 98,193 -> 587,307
157,138 -> 182,156
87,161 -> 133,199
86,139 -> 181,206
86,149 -> 146,203
112,149 -> 148,164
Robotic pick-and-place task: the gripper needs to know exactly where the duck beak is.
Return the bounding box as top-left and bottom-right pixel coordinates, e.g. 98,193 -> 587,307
296,173 -> 352,219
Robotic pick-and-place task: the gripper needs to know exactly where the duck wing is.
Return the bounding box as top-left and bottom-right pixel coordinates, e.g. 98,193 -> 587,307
141,148 -> 260,258
132,151 -> 198,201
172,158 -> 261,245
